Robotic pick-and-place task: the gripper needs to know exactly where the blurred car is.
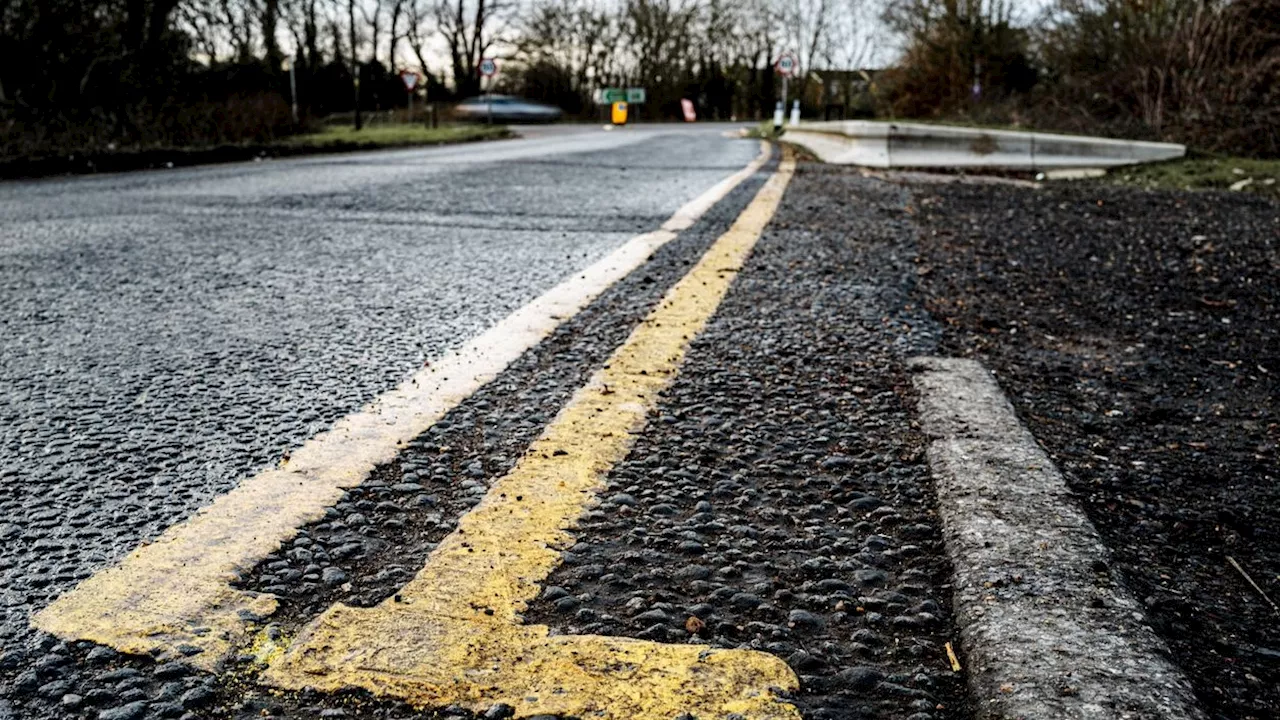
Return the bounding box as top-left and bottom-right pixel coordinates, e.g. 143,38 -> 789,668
453,95 -> 563,123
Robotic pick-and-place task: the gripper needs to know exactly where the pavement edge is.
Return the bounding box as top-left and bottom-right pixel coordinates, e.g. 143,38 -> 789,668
909,356 -> 1205,720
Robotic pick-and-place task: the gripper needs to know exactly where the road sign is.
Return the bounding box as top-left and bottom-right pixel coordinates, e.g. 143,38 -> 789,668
479,58 -> 498,77
595,88 -> 627,104
625,88 -> 646,104
400,70 -> 419,91
775,53 -> 798,77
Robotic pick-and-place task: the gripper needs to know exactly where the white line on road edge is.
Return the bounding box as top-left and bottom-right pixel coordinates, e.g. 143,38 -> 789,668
32,141 -> 772,669
910,357 -> 1205,720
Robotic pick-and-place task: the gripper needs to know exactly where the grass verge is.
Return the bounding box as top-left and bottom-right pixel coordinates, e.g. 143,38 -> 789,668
284,124 -> 511,149
746,121 -> 782,140
1107,155 -> 1280,199
1,123 -> 513,180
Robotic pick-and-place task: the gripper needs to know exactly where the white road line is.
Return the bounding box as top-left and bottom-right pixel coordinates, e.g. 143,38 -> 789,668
32,141 -> 772,669
910,357 -> 1205,720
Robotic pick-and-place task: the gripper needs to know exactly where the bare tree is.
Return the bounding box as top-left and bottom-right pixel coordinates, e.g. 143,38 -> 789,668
178,0 -> 226,62
360,0 -> 384,73
781,0 -> 833,102
260,0 -> 283,67
348,0 -> 362,127
388,0 -> 407,71
831,0 -> 877,70
435,0 -> 510,96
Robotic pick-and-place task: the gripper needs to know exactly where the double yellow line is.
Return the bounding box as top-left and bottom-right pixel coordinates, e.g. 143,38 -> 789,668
37,148 -> 798,720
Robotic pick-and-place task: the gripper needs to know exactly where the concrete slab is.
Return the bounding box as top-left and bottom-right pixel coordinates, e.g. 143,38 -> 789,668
786,121 -> 1184,170
911,356 -> 1205,720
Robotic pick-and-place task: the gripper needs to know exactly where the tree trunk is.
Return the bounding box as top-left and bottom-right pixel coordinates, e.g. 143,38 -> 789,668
124,0 -> 147,53
263,0 -> 282,70
389,1 -> 404,73
145,0 -> 180,55
349,0 -> 362,129
305,1 -> 320,73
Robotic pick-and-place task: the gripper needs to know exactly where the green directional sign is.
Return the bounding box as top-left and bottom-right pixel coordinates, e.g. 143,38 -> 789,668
597,88 -> 627,104
596,87 -> 646,105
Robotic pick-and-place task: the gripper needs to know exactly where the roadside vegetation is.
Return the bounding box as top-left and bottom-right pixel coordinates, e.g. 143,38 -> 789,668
2,1 -> 1277,168
284,124 -> 510,149
880,0 -> 1280,158
1107,156 -> 1280,199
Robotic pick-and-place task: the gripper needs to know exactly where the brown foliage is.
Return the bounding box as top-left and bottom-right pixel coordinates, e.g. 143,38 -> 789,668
877,0 -> 1037,119
879,0 -> 1280,157
1038,0 -> 1280,155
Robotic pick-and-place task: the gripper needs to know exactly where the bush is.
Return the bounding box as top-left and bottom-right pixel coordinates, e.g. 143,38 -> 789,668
1037,0 -> 1280,155
877,0 -> 1280,157
877,1 -> 1038,119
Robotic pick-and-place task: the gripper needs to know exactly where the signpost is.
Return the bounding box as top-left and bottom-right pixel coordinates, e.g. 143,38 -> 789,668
594,88 -> 628,104
479,58 -> 498,124
774,53 -> 797,131
680,98 -> 696,123
595,88 -> 645,123
285,58 -> 298,123
400,70 -> 419,117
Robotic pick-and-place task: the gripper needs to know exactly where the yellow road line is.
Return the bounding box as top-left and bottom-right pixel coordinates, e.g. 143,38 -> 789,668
31,142 -> 770,669
262,152 -> 799,720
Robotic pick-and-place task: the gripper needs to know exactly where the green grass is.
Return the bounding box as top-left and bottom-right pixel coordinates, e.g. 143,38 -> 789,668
746,120 -> 783,140
284,124 -> 512,149
1107,156 -> 1280,199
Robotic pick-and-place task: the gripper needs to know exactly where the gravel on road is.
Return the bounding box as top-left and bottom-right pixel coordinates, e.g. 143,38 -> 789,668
911,179 -> 1279,720
0,131 -> 760,715
0,143 -> 774,720
521,163 -> 966,720
2,156 -> 979,720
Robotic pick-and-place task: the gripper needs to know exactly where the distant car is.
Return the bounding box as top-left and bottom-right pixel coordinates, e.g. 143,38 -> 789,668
453,95 -> 563,123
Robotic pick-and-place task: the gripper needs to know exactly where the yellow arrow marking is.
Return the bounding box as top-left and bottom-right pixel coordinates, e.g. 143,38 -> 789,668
262,153 -> 799,719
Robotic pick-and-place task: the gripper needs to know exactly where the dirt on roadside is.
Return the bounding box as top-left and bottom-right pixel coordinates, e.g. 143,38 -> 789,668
909,179 -> 1279,720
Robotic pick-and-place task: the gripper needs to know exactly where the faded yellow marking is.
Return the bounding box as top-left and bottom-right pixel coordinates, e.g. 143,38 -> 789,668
31,142 -> 771,669
263,153 -> 799,719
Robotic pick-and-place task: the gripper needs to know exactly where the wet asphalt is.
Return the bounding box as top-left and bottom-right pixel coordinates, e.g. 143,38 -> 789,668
0,126 -> 760,668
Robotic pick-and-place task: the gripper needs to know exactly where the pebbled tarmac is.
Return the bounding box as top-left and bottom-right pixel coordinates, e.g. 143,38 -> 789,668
520,164 -> 965,720
0,148 -> 981,720
912,180 -> 1278,720
0,128 -> 759,664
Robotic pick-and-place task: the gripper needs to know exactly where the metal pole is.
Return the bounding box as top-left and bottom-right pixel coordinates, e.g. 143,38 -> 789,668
782,75 -> 788,125
486,76 -> 492,125
289,63 -> 298,123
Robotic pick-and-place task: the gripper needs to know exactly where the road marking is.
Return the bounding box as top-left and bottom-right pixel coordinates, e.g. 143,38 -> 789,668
31,141 -> 770,669
910,357 -> 1205,720
261,153 -> 799,719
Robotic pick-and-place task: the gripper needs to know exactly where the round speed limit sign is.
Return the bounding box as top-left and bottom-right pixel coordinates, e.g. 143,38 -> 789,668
479,58 -> 498,77
775,53 -> 797,77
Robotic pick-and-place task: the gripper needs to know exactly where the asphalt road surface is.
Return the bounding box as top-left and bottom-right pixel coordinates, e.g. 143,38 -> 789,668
0,125 -> 758,660
3,132 -> 984,720
12,131 -> 1263,720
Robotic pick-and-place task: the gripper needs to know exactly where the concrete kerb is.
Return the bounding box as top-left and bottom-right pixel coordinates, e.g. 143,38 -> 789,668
909,357 -> 1205,720
784,120 -> 1185,171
